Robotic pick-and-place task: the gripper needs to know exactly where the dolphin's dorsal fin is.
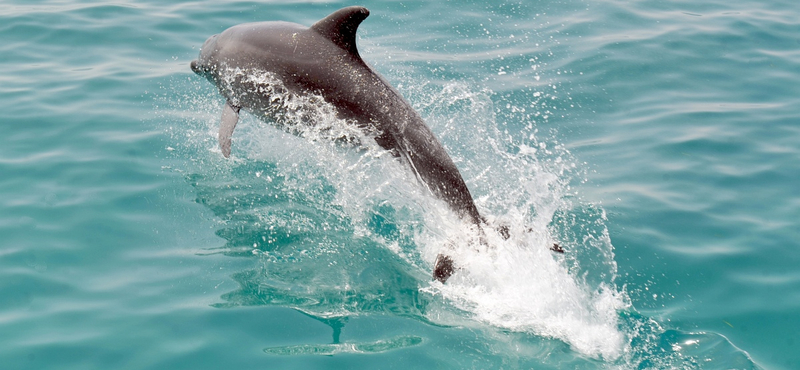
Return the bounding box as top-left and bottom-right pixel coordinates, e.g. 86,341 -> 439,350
310,6 -> 369,58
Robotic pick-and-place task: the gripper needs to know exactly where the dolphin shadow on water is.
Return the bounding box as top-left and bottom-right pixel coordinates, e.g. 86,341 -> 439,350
191,6 -> 561,283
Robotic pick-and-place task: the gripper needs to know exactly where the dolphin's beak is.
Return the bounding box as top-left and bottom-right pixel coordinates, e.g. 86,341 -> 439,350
190,59 -> 218,83
190,60 -> 201,74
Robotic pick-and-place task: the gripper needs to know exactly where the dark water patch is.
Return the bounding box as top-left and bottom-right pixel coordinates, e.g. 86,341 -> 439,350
263,335 -> 424,355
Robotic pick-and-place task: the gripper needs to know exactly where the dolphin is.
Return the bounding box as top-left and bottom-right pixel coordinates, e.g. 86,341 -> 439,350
191,6 -> 486,282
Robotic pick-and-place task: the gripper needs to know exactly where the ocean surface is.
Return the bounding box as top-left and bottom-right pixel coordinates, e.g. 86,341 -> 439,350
2,0 -> 798,368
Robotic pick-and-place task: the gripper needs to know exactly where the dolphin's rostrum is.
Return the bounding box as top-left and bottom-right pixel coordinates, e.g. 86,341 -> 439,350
191,6 -> 487,282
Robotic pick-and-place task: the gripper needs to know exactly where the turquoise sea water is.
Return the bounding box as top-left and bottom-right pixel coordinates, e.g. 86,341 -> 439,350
2,0 -> 799,368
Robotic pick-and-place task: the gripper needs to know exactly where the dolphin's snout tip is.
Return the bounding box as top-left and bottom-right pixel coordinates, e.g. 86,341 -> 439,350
190,60 -> 200,74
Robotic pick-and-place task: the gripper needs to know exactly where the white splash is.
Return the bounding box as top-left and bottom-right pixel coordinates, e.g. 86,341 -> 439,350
405,81 -> 629,360
424,230 -> 627,360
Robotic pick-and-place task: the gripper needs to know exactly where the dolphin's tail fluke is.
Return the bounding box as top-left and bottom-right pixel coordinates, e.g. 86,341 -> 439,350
433,254 -> 455,283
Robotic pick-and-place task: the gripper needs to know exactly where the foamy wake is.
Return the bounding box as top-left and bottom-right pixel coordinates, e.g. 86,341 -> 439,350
403,82 -> 629,360
423,229 -> 628,360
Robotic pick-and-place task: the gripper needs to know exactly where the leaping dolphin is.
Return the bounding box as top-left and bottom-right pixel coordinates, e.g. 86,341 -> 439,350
191,6 -> 486,282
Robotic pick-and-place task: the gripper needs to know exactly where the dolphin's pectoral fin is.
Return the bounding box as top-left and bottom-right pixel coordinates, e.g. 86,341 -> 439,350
433,254 -> 455,283
219,101 -> 240,158
310,6 -> 369,57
